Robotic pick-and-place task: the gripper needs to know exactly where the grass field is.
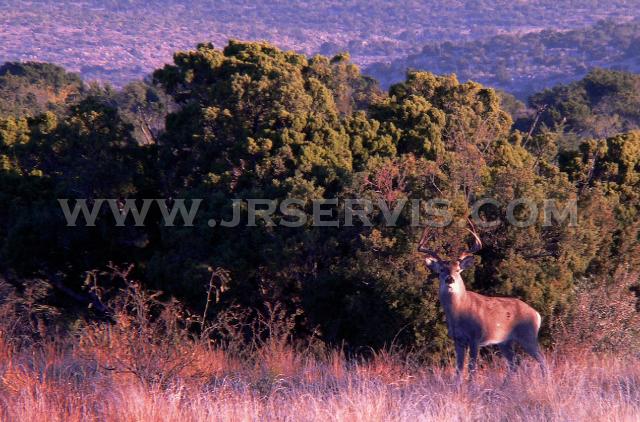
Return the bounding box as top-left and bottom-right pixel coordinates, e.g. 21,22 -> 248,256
1,337 -> 638,422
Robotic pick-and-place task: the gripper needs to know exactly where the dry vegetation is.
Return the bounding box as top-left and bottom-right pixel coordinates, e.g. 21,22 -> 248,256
0,274 -> 638,422
1,339 -> 638,421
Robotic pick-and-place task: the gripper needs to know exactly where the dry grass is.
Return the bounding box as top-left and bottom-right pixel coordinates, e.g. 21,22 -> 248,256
0,337 -> 638,422
0,275 -> 638,421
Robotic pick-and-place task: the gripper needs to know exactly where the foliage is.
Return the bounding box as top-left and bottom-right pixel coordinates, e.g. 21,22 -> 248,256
554,267 -> 640,353
0,62 -> 83,118
523,69 -> 640,140
0,42 -> 638,358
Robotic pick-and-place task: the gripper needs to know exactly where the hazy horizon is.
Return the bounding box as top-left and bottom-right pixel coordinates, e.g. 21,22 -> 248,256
2,0 -> 640,91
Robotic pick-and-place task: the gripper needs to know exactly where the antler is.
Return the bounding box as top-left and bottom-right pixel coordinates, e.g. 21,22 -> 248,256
459,218 -> 482,260
418,226 -> 441,261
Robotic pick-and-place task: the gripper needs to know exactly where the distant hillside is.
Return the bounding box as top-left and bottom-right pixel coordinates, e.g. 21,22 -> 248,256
367,19 -> 640,98
516,68 -> 640,140
2,0 -> 640,86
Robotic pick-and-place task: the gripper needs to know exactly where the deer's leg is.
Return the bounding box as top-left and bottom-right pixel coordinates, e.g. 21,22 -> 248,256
521,341 -> 547,377
498,341 -> 516,372
454,341 -> 467,382
468,341 -> 479,379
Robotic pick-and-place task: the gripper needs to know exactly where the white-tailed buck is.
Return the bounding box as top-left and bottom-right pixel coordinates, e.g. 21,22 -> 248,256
419,224 -> 546,379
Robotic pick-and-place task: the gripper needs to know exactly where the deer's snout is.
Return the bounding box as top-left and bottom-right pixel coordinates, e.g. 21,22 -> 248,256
444,275 -> 455,284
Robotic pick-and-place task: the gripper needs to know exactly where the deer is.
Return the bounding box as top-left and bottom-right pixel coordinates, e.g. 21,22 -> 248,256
418,223 -> 546,380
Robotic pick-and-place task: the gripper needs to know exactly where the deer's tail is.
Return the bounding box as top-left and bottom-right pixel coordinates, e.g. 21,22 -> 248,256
535,311 -> 542,333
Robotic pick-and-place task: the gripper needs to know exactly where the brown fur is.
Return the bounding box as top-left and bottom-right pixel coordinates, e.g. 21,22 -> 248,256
427,258 -> 546,378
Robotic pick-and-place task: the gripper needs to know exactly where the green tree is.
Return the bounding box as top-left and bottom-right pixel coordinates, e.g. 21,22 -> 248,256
0,62 -> 83,118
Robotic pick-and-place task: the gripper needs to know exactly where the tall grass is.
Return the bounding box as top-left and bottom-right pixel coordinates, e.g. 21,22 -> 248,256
0,276 -> 638,421
0,337 -> 638,421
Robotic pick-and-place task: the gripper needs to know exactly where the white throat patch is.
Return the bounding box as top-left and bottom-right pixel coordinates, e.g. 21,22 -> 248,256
440,275 -> 464,296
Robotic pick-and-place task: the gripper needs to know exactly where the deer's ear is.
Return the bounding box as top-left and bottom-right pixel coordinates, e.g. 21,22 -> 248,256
459,255 -> 475,270
424,257 -> 442,273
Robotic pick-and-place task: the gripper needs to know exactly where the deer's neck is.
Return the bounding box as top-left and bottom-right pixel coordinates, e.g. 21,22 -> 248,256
439,278 -> 467,316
